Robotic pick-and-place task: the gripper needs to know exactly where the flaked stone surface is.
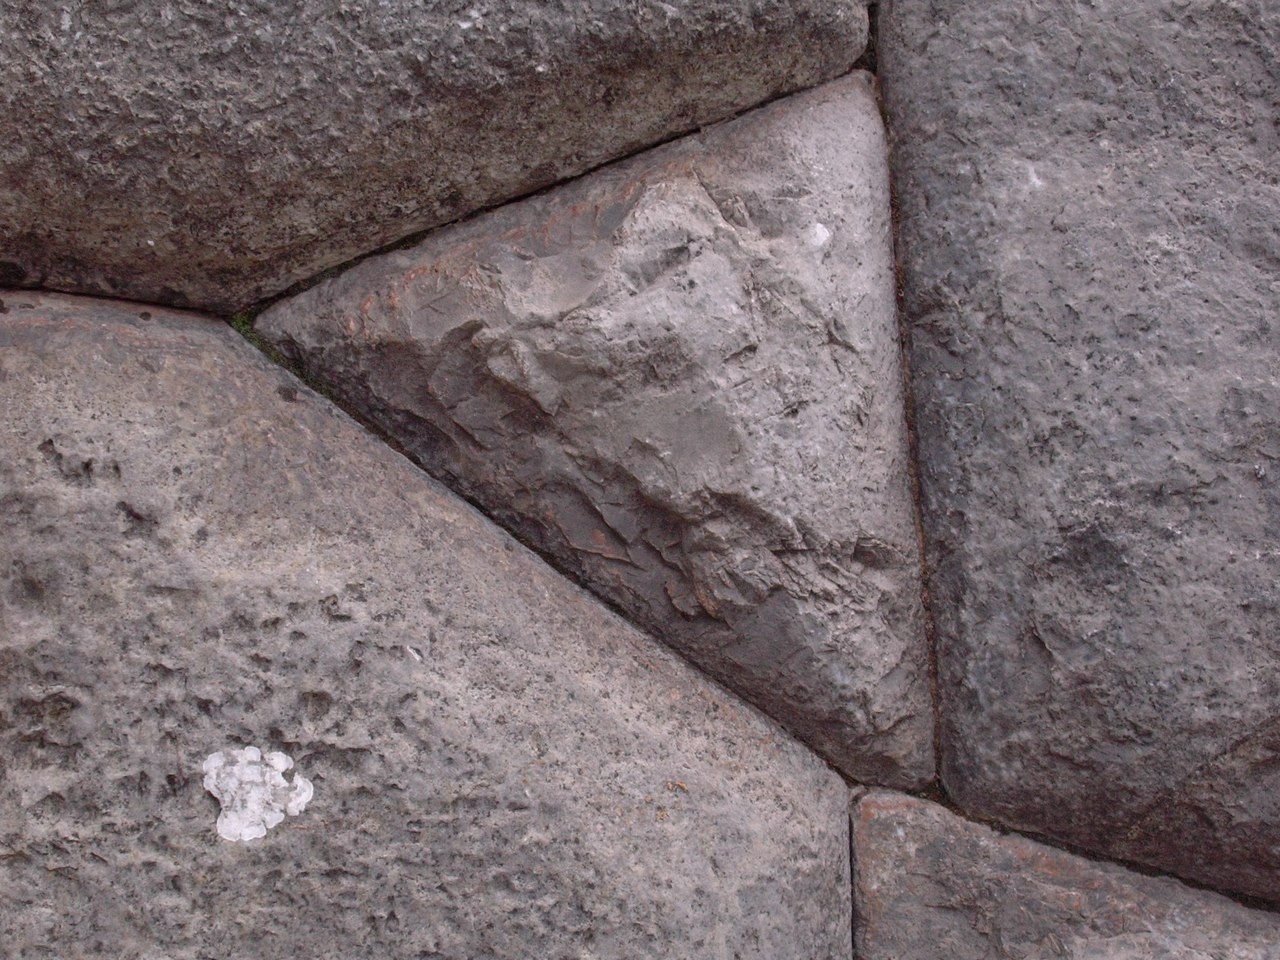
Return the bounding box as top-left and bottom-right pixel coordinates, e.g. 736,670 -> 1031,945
0,291 -> 852,959
0,0 -> 866,313
258,74 -> 933,789
881,0 -> 1280,899
853,791 -> 1280,959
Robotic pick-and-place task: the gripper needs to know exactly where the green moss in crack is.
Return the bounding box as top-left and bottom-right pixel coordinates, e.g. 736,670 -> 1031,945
226,311 -> 341,405
228,311 -> 276,357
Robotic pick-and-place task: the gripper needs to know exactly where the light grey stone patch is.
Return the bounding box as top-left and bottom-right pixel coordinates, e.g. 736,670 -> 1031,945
852,791 -> 1280,960
0,0 -> 866,312
881,0 -> 1280,900
0,291 -> 851,959
258,73 -> 935,790
203,747 -> 314,842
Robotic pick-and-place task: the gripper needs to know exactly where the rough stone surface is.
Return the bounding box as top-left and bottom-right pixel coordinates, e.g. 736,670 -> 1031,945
0,0 -> 866,313
853,791 -> 1280,959
881,0 -> 1280,899
257,74 -> 933,789
0,291 -> 852,959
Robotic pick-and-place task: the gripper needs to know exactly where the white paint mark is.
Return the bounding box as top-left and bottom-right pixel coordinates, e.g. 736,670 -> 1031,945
1027,164 -> 1045,189
202,746 -> 313,842
807,223 -> 832,248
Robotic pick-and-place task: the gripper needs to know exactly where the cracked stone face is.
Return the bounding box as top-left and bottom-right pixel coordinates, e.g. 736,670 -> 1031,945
258,74 -> 935,789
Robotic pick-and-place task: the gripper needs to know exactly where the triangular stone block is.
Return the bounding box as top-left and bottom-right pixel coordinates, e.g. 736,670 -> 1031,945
259,74 -> 935,789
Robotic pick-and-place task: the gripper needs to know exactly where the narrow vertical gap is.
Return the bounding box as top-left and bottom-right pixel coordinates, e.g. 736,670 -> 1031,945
891,180 -> 946,794
849,805 -> 861,959
869,0 -> 946,795
854,2 -> 878,73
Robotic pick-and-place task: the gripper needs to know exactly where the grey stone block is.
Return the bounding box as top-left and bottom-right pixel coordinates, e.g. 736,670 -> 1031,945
257,74 -> 935,789
0,290 -> 852,959
853,791 -> 1280,960
0,0 -> 866,313
881,0 -> 1280,901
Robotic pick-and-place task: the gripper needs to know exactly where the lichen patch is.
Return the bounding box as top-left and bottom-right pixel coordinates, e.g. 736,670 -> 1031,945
202,746 -> 314,842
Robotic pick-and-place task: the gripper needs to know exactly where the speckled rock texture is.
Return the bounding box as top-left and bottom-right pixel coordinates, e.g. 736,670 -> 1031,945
0,291 -> 852,959
853,791 -> 1280,960
256,74 -> 934,790
881,0 -> 1280,901
0,0 -> 867,313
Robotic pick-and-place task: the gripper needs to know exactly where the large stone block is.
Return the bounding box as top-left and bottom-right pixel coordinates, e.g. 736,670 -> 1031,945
257,74 -> 934,789
0,291 -> 852,959
0,0 -> 866,313
853,791 -> 1280,959
881,0 -> 1280,899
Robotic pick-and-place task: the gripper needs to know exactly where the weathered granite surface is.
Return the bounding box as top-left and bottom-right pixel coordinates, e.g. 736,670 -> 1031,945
853,791 -> 1280,959
257,74 -> 934,789
0,291 -> 852,959
0,0 -> 866,313
881,0 -> 1280,900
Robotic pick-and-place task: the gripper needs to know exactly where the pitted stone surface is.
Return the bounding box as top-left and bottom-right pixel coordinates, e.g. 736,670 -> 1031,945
881,0 -> 1280,900
0,291 -> 852,959
0,0 -> 866,313
257,74 -> 934,789
853,791 -> 1280,960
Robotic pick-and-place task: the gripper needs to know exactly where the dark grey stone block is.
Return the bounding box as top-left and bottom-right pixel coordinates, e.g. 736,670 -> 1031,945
0,290 -> 852,959
881,0 -> 1280,901
0,0 -> 865,312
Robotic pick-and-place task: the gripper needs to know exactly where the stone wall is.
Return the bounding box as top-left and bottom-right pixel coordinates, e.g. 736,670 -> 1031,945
2,1 -> 1278,956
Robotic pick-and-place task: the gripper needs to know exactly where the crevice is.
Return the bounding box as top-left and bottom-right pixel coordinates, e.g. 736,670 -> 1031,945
893,235 -> 944,793
853,2 -> 878,74
231,61 -> 877,321
226,313 -> 875,788
848,801 -> 862,960
227,311 -> 344,409
868,0 -> 945,796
